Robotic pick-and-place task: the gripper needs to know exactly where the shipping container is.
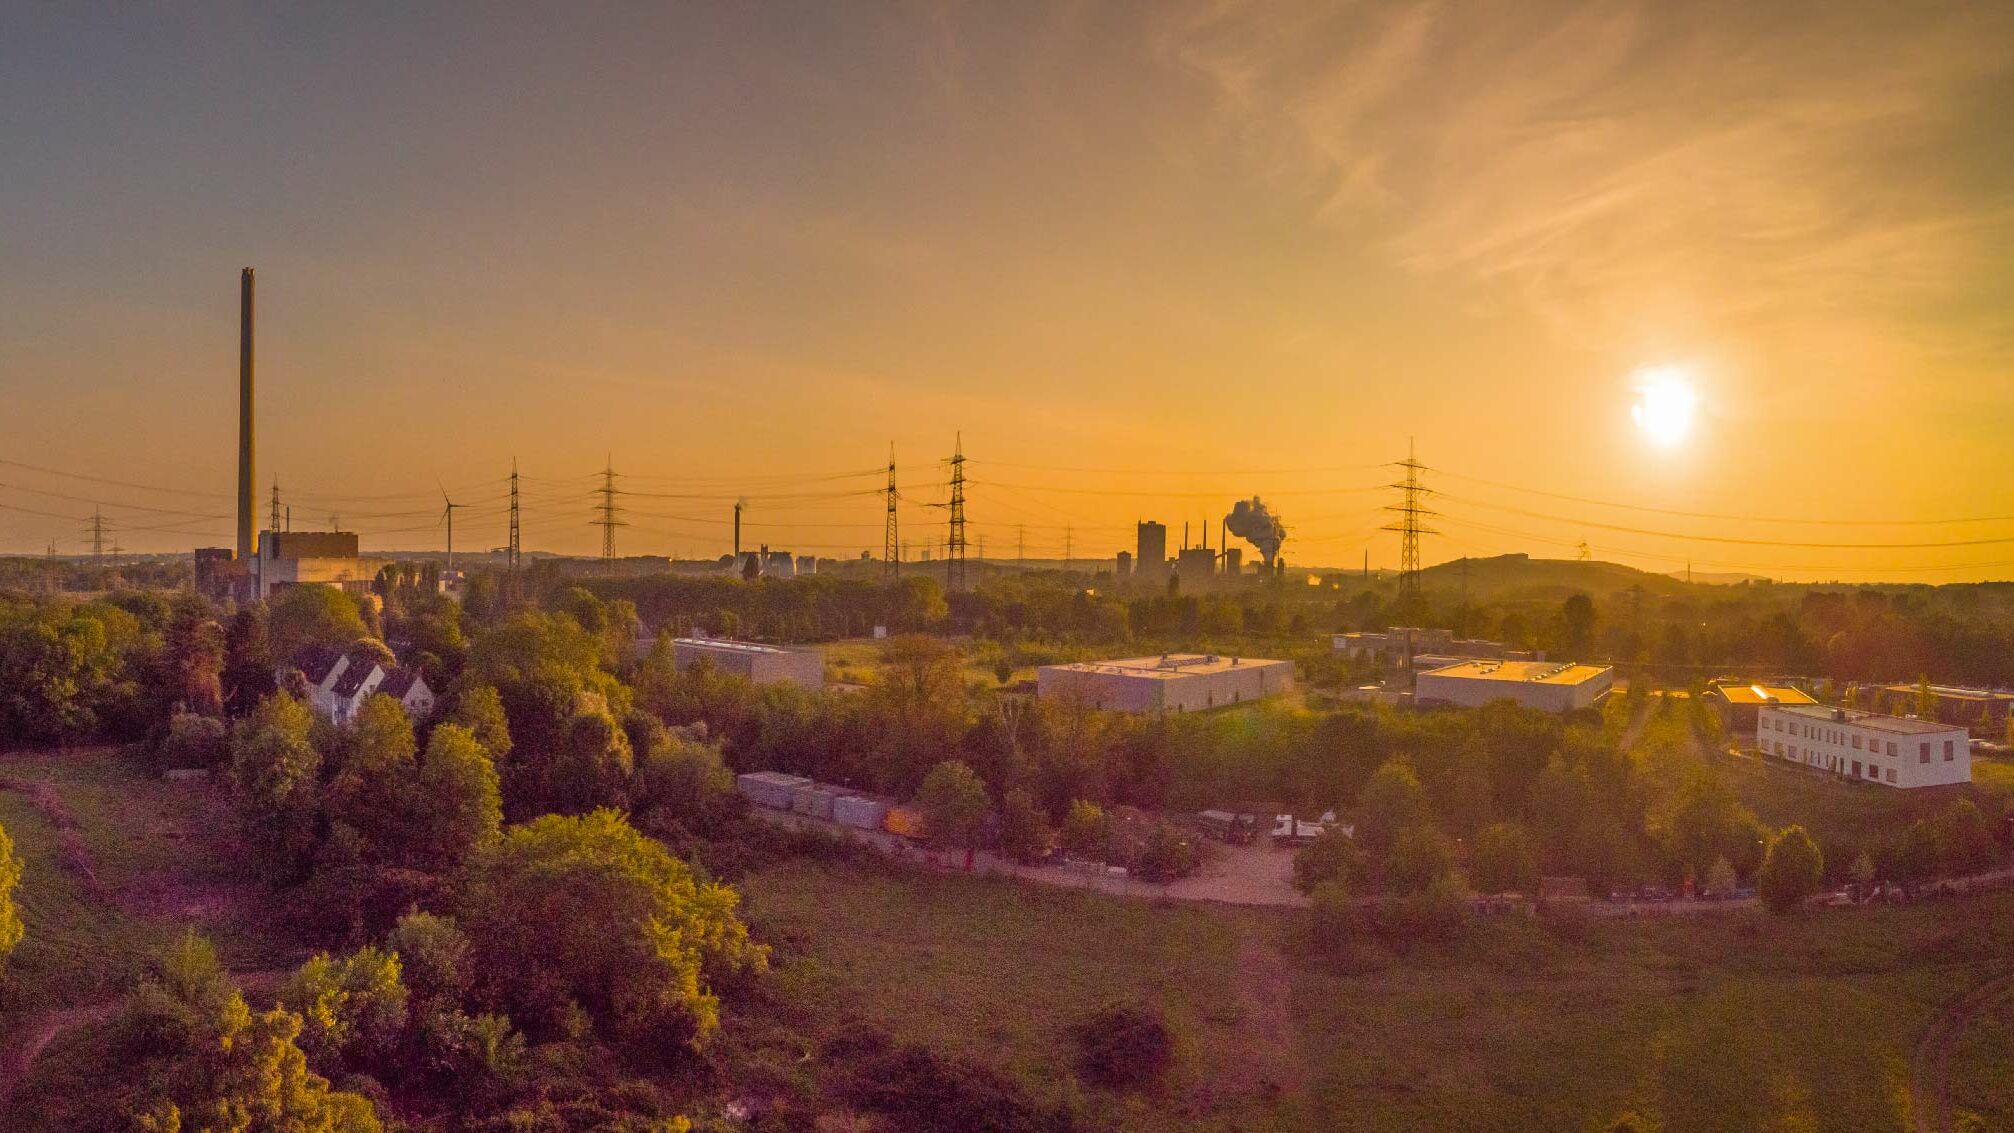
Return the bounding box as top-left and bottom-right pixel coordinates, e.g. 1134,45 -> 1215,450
791,784 -> 842,821
833,794 -> 891,831
736,771 -> 811,810
882,804 -> 927,839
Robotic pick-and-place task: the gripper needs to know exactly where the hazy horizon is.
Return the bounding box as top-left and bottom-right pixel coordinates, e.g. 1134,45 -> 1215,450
5,3 -> 2013,581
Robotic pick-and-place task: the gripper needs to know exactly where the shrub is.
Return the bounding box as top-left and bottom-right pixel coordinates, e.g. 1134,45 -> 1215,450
1059,799 -> 1109,859
1376,872 -> 1469,946
458,809 -> 768,1042
1293,827 -> 1364,895
1307,879 -> 1357,964
279,946 -> 411,1074
1470,823 -> 1538,895
1068,1002 -> 1174,1089
999,787 -> 1056,864
0,821 -> 20,968
1757,825 -> 1824,914
156,711 -> 228,771
1132,823 -> 1199,883
841,1040 -> 1075,1133
915,760 -> 990,850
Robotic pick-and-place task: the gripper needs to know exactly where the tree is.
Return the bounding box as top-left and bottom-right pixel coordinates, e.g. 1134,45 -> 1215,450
156,710 -> 228,772
228,693 -> 323,882
386,911 -> 472,1006
632,736 -> 734,835
1757,825 -> 1824,913
279,946 -> 410,1074
1060,799 -> 1109,859
1471,823 -> 1538,895
1704,856 -> 1738,897
1562,593 -> 1597,654
915,760 -> 991,851
1293,826 -> 1364,895
322,695 -> 422,867
0,821 -> 21,968
1355,760 -> 1429,857
267,585 -> 373,667
412,723 -> 504,871
1385,826 -> 1454,896
450,683 -> 514,765
457,809 -> 767,1042
998,787 -> 1055,864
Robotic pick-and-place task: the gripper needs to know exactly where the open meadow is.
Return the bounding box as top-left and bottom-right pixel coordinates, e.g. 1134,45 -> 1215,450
742,856 -> 2014,1132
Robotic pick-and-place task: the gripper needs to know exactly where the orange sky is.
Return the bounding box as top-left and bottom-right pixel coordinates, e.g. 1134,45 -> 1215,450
3,3 -> 2012,579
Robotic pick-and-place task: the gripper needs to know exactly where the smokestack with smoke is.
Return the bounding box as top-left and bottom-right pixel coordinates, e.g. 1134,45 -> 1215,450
1225,497 -> 1286,566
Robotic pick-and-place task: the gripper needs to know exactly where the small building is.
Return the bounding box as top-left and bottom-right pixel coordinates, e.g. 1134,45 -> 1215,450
1705,681 -> 1817,737
1414,660 -> 1613,713
1758,703 -> 1970,788
375,668 -> 438,720
1036,653 -> 1294,713
672,636 -> 825,689
283,645 -> 430,725
736,771 -> 810,809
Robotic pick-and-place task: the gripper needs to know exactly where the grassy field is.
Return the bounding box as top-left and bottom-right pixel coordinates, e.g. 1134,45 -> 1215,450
0,748 -> 293,1026
741,856 -> 2014,1132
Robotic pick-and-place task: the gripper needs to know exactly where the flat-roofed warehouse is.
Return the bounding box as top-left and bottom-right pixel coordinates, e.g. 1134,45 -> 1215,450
1415,660 -> 1614,713
671,637 -> 824,689
1037,653 -> 1293,713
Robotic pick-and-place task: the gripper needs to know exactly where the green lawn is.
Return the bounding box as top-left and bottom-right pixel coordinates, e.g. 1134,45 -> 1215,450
740,856 -> 2014,1132
0,748 -> 293,1025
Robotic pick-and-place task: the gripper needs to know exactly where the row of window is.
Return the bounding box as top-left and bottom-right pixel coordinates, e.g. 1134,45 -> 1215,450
1772,741 -> 1902,784
1765,716 -> 1958,763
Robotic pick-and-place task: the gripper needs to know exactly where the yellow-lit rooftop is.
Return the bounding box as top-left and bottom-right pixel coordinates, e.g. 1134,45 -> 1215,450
1420,660 -> 1610,686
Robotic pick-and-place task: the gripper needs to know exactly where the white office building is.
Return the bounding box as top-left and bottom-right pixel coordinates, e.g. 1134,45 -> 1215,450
1758,703 -> 1970,788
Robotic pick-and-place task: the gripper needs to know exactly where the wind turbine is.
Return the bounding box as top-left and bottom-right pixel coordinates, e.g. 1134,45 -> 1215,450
438,482 -> 464,579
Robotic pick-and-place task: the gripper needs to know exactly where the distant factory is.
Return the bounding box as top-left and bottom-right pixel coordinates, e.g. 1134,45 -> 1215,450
1118,497 -> 1287,585
194,269 -> 379,604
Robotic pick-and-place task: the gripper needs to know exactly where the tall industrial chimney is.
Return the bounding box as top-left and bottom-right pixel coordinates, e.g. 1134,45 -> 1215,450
236,268 -> 256,561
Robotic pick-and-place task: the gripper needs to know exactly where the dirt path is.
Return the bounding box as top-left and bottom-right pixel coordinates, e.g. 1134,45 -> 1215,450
1909,972 -> 2014,1133
1221,928 -> 1308,1102
0,1000 -> 118,1104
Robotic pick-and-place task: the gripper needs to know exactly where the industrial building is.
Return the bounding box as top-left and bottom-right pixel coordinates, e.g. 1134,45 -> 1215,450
672,635 -> 825,688
258,530 -> 384,599
1332,628 -> 1535,666
1871,683 -> 2014,733
1705,682 -> 1817,737
1135,521 -> 1167,580
1758,703 -> 1971,789
1037,653 -> 1293,713
1414,660 -> 1613,713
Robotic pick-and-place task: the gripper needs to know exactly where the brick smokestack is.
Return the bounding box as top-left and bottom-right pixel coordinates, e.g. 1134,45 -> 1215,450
237,267 -> 255,560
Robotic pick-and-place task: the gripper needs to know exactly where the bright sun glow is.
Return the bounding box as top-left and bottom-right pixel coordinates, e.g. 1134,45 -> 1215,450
1630,366 -> 1697,448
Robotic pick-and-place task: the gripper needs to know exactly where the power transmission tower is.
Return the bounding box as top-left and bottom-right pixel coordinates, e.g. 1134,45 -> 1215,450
508,459 -> 522,597
86,509 -> 107,562
944,434 -> 967,592
884,444 -> 899,581
595,459 -> 625,573
270,480 -> 282,535
1381,440 -> 1436,612
1063,525 -> 1072,572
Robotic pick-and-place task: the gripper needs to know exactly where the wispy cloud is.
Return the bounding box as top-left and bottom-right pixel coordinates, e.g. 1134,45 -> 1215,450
1153,0 -> 2014,382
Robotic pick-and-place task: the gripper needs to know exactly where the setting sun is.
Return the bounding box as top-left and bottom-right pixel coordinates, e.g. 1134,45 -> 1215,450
1630,366 -> 1698,449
